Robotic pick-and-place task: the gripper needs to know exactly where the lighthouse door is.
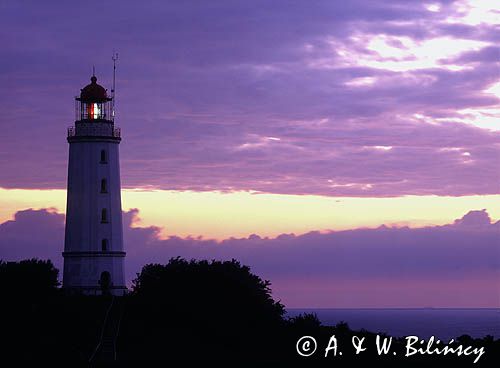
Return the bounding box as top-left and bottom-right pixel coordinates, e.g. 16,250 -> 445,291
99,271 -> 112,295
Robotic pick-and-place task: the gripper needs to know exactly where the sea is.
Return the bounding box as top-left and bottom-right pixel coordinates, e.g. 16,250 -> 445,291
286,308 -> 500,341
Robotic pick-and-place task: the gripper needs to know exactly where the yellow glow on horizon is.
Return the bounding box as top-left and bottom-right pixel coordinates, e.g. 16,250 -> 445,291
0,188 -> 499,240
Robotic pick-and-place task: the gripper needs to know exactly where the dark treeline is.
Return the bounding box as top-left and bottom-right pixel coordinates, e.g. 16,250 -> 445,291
0,258 -> 498,366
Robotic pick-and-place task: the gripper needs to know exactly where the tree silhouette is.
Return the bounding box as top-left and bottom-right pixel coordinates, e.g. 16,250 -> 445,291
0,258 -> 59,299
132,257 -> 284,321
121,257 -> 286,361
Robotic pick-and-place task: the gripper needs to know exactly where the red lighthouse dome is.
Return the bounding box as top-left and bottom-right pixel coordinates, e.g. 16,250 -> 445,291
79,75 -> 109,102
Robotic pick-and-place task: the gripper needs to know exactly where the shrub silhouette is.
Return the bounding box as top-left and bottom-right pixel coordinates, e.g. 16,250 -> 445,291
287,312 -> 322,330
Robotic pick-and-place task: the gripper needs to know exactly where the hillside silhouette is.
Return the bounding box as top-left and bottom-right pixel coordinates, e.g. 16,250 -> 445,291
0,258 -> 498,366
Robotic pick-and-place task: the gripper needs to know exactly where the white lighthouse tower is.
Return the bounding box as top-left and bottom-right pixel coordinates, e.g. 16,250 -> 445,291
62,73 -> 126,295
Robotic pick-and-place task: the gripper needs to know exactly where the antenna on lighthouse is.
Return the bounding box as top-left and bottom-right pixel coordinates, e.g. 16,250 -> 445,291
111,52 -> 118,120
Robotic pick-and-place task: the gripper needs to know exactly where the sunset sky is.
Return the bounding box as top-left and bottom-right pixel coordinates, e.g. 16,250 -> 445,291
0,0 -> 499,307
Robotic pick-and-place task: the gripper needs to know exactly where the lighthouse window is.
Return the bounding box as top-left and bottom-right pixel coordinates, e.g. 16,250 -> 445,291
101,179 -> 108,193
102,239 -> 108,252
101,208 -> 108,223
100,150 -> 107,163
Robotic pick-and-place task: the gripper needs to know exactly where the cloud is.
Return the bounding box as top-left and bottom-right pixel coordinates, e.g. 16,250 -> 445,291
0,1 -> 499,197
0,208 -> 64,269
452,208 -> 492,227
1,207 -> 498,307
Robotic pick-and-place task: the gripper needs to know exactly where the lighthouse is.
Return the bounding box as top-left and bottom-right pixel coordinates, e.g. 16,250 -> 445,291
62,73 -> 126,295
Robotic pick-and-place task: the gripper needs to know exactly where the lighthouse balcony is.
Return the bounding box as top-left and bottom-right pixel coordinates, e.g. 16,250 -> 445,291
68,123 -> 121,139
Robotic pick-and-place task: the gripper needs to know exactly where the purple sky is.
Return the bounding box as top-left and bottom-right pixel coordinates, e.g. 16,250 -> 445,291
0,1 -> 499,307
0,0 -> 499,196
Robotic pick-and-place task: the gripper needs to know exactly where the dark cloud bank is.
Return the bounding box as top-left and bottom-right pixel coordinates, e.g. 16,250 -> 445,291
1,207 -> 498,306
